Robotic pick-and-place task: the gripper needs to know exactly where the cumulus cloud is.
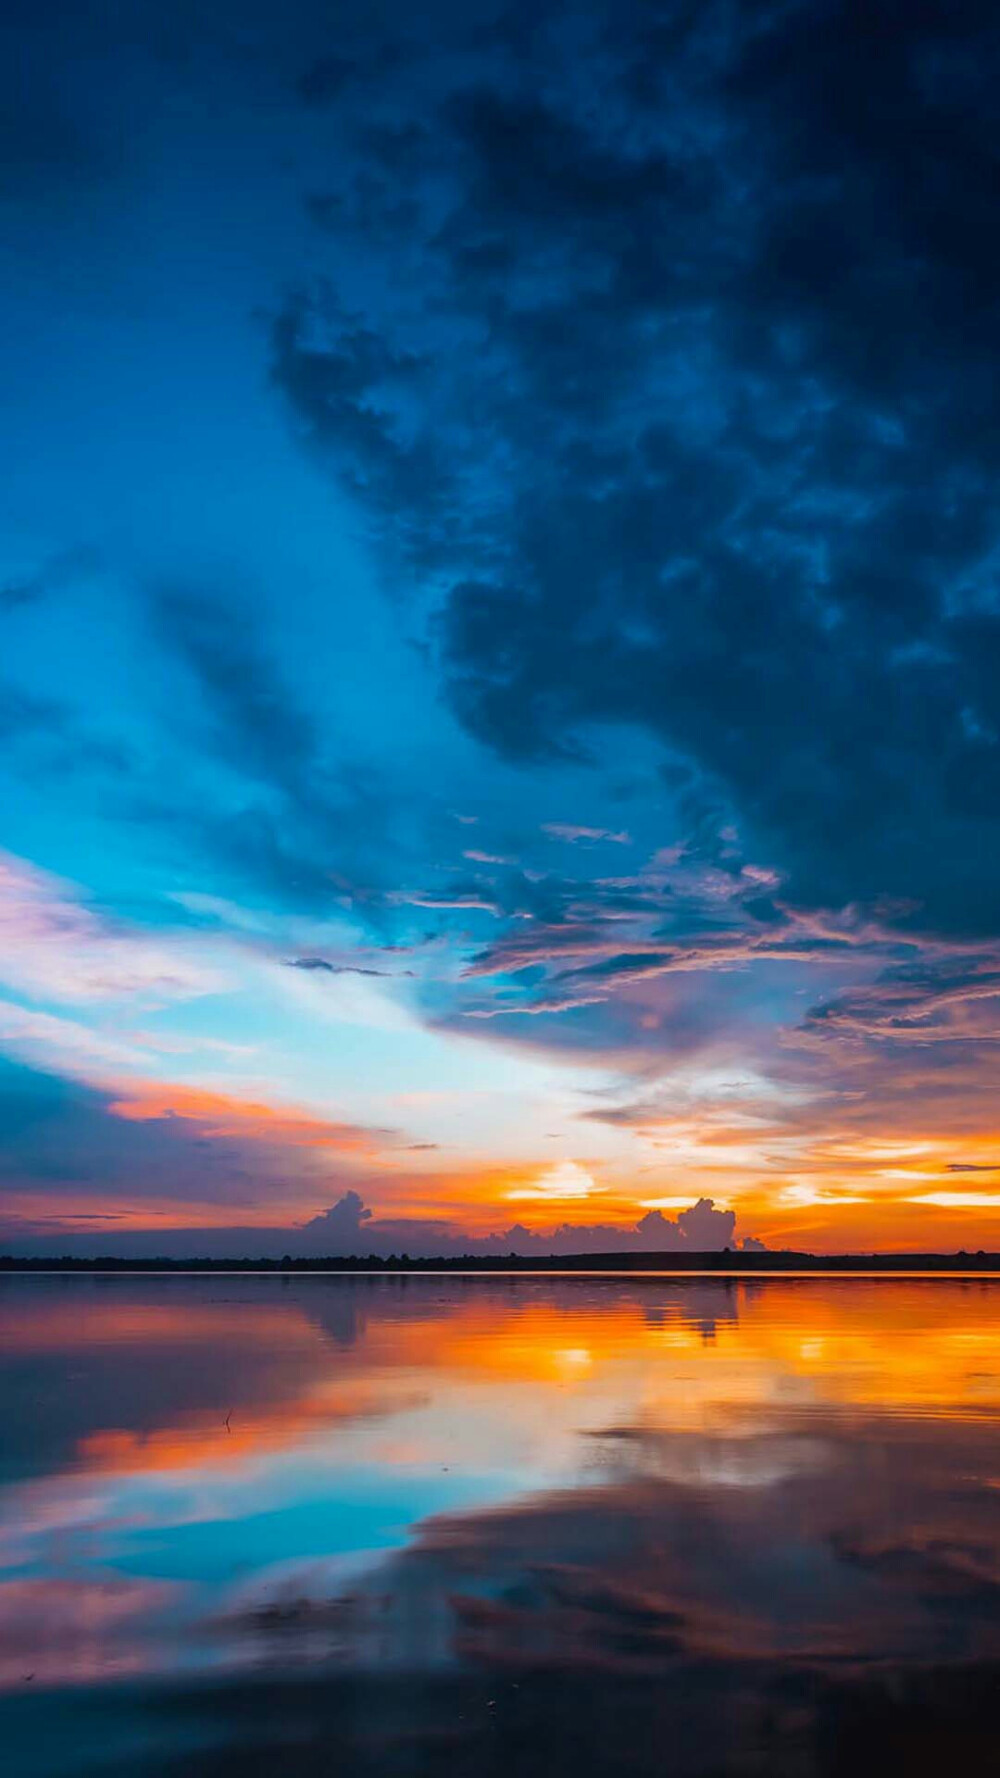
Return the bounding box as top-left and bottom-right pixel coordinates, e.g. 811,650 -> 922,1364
1,1179 -> 765,1258
296,1188 -> 373,1245
292,1191 -> 754,1258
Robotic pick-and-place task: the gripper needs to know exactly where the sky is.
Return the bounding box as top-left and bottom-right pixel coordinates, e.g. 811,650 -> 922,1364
2,0 -> 1000,1255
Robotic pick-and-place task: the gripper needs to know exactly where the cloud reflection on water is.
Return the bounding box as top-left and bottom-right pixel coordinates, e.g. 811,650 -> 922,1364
1,1276 -> 999,1775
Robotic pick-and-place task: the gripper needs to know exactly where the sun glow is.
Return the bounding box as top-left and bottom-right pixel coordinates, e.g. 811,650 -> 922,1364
505,1160 -> 599,1202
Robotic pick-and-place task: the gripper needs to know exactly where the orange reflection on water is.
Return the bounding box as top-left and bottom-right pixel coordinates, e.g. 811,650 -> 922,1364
26,1276 -> 998,1486
343,1277 -> 1000,1414
77,1375 -> 426,1476
1,1274 -> 999,1719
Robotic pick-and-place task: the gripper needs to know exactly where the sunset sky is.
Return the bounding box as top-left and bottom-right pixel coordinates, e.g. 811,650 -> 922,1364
3,0 -> 1000,1255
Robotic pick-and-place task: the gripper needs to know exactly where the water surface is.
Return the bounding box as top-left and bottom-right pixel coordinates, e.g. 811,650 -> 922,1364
2,1274 -> 999,1775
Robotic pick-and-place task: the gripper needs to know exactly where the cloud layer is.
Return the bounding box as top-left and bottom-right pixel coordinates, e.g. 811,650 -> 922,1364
2,0 -> 1000,1251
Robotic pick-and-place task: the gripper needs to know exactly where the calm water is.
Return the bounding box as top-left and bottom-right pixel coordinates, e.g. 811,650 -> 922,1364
1,1275 -> 999,1777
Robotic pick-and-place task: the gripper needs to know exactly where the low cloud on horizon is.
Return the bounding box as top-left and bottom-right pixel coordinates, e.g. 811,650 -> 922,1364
1,1190 -> 765,1261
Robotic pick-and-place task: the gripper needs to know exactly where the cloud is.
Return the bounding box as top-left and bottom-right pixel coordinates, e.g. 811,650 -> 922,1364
5,0 -> 1000,1254
271,0 -> 1000,939
446,862 -> 928,1038
0,1057 -> 399,1221
543,824 -> 631,846
0,851 -> 223,1008
105,1081 -> 389,1153
906,1191 -> 1000,1210
802,956 -> 1000,1047
290,1190 -> 752,1258
507,1159 -> 597,1201
0,1154 -> 762,1257
286,956 -> 398,977
0,1001 -> 153,1079
294,1188 -> 372,1244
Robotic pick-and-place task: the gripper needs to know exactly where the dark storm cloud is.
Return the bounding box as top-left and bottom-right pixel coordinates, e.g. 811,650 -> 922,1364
272,0 -> 1000,936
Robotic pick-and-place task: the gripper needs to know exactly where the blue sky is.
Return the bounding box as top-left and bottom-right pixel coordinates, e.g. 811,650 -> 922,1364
3,0 -> 1000,1254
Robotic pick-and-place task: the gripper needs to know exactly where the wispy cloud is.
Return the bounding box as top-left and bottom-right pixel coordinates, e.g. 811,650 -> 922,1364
0,852 -> 224,1007
542,824 -> 631,846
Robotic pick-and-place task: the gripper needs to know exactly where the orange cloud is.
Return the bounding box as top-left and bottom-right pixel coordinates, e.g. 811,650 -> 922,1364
106,1082 -> 384,1153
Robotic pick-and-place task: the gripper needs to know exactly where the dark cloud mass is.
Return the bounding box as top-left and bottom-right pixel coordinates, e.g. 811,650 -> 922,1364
272,0 -> 1000,935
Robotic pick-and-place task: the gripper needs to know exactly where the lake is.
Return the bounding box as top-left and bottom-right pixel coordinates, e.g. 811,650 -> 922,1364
1,1274 -> 999,1776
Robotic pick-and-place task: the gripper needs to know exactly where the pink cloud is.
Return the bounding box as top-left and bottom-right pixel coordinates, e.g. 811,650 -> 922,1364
542,823 -> 632,845
0,851 -> 223,1006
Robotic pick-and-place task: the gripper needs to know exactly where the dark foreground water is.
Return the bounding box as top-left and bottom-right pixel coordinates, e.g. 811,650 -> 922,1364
1,1275 -> 998,1777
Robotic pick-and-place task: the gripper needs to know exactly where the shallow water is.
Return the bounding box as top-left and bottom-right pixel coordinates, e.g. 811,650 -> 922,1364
1,1273 -> 999,1776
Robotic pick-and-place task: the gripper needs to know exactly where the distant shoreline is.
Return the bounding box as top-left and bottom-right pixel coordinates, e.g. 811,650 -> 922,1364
2,1251 -> 999,1275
